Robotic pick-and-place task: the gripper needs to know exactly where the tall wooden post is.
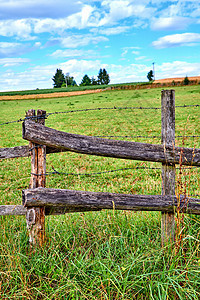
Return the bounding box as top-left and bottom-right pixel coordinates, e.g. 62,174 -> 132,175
161,90 -> 176,246
25,109 -> 46,246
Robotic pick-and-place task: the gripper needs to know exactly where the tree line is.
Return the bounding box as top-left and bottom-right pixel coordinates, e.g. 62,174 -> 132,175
52,68 -> 110,88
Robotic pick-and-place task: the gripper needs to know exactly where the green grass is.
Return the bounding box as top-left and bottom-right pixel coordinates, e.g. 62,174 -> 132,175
0,82 -> 148,97
0,85 -> 200,299
0,84 -> 108,96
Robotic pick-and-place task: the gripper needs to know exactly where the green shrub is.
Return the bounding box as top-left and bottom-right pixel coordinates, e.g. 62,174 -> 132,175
183,76 -> 190,85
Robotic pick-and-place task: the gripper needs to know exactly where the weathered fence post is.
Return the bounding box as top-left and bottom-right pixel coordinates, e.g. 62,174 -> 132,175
26,109 -> 46,246
161,90 -> 175,246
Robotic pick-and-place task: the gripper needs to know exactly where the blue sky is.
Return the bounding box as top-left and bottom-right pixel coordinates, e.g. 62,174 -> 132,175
0,0 -> 200,91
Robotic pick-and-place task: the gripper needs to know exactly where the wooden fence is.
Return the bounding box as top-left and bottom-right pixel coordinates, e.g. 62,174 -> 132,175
1,90 -> 199,247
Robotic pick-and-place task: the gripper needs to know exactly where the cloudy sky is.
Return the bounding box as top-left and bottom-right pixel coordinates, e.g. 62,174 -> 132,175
0,0 -> 200,91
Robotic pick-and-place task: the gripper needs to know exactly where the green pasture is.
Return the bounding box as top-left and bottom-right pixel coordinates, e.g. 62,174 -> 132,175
0,81 -> 147,97
0,85 -> 200,299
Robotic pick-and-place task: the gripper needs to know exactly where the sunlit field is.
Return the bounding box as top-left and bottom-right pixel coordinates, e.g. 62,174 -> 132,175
0,85 -> 199,299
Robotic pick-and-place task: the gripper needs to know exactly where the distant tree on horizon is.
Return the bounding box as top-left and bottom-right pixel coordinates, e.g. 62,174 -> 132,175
52,69 -> 65,88
147,70 -> 154,82
80,74 -> 92,86
183,76 -> 190,85
97,68 -> 110,85
65,73 -> 77,87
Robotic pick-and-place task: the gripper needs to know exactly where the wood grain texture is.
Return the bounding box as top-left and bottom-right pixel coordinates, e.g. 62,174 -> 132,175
0,145 -> 63,160
23,187 -> 200,215
0,205 -> 99,216
26,109 -> 46,246
161,90 -> 176,246
0,205 -> 27,216
22,120 -> 200,166
0,146 -> 29,159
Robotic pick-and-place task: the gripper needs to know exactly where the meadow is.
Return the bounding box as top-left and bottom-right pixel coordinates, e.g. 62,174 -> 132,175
0,85 -> 199,299
0,81 -> 148,97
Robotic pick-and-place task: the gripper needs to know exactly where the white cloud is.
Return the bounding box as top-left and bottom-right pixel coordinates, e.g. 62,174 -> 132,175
0,58 -> 30,67
90,25 -> 130,35
156,61 -> 200,79
34,42 -> 42,48
34,5 -> 95,33
56,35 -> 108,48
0,19 -> 34,40
0,42 -> 20,49
108,62 -> 150,83
121,46 -> 140,56
135,56 -> 148,61
0,42 -> 28,57
98,1 -> 155,26
151,17 -> 192,31
152,33 -> 200,49
50,49 -> 97,58
132,51 -> 140,55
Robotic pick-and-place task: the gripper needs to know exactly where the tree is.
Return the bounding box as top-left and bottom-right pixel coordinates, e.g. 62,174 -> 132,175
52,69 -> 65,88
102,68 -> 110,84
183,76 -> 190,85
147,70 -> 154,82
97,68 -> 103,84
65,73 -> 77,87
97,68 -> 110,85
80,74 -> 91,86
91,76 -> 98,85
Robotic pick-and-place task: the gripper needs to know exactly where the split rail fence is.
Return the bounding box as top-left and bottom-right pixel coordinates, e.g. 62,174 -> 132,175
0,90 -> 200,247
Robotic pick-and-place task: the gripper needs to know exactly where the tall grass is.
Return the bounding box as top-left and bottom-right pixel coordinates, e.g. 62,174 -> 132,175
0,85 -> 199,299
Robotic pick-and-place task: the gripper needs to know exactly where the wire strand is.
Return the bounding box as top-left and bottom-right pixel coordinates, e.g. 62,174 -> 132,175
1,104 -> 199,126
31,165 -> 199,177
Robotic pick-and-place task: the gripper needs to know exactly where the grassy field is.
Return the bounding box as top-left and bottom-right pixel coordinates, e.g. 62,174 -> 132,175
0,82 -> 148,97
0,85 -> 200,299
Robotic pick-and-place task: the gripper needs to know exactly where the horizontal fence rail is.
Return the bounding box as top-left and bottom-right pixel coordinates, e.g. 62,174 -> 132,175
23,187 -> 200,215
0,145 -> 60,160
1,135 -> 200,160
0,204 -> 100,216
22,120 -> 200,167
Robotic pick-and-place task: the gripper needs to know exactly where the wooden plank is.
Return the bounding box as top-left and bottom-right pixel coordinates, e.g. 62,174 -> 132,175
23,188 -> 200,215
0,205 -> 27,216
0,145 -> 62,160
0,205 -> 100,216
22,120 -> 200,166
161,90 -> 175,246
0,146 -> 29,159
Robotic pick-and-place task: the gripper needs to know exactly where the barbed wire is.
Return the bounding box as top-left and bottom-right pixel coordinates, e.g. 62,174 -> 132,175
31,166 -> 162,177
45,104 -> 199,117
95,135 -> 200,139
0,115 -> 47,126
31,165 -> 199,178
175,104 -> 199,108
1,104 -> 199,126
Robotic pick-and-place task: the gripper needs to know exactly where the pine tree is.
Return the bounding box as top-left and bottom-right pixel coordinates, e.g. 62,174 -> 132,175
102,68 -> 110,84
97,68 -> 103,84
183,76 -> 190,85
52,69 -> 65,88
80,74 -> 91,86
97,68 -> 110,85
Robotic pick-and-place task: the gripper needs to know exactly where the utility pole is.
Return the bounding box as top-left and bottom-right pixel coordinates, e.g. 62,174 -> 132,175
152,62 -> 155,80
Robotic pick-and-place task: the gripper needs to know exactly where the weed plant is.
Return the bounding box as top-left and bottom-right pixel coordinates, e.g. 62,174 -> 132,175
0,86 -> 199,299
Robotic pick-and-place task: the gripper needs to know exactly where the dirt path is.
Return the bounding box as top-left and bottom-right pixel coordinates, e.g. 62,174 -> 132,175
0,89 -> 103,101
